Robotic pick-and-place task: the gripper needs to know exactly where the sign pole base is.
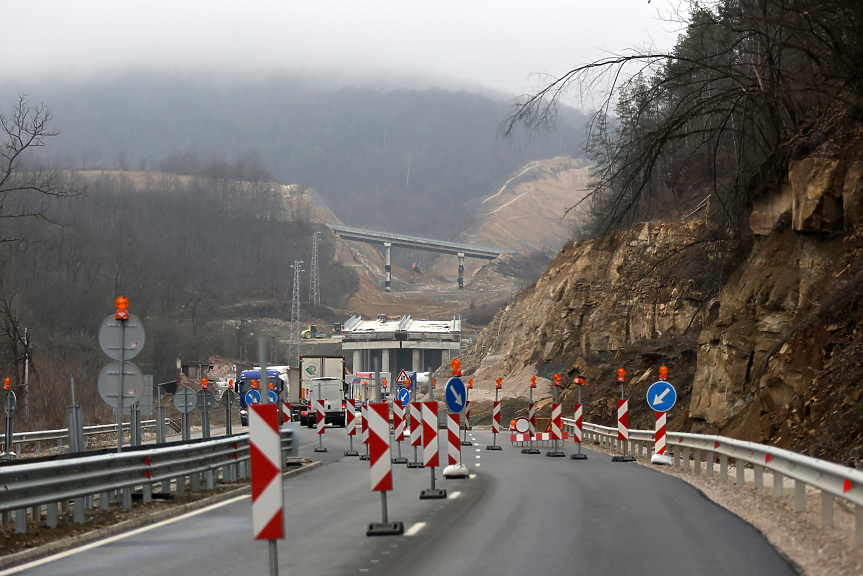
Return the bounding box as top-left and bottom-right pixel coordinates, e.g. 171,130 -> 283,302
345,436 -> 359,457
521,447 -> 540,454
391,440 -> 408,464
268,539 -> 279,576
407,445 -> 423,467
419,466 -> 446,499
360,444 -> 370,461
611,455 -> 636,462
486,431 -> 502,451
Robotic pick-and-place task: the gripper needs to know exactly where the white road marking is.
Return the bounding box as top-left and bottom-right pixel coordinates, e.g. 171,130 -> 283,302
448,491 -> 462,499
470,474 -> 476,479
475,448 -> 481,452
0,494 -> 251,576
476,462 -> 481,466
404,522 -> 426,536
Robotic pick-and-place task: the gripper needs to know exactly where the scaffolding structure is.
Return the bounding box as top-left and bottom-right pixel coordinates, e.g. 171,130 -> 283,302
288,260 -> 304,367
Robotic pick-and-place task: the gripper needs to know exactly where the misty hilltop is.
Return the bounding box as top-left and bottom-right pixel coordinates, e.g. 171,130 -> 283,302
1,71 -> 587,241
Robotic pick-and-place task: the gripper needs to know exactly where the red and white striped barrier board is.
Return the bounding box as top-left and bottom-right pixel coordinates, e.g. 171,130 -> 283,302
510,433 -> 531,442
618,399 -> 629,441
655,411 -> 666,455
535,431 -> 570,441
361,405 -> 369,445
250,404 -> 284,540
550,404 -> 562,441
528,402 -> 536,435
393,401 -> 405,442
316,399 -> 325,435
410,402 -> 422,447
447,413 -> 460,465
422,401 -> 439,467
346,399 -> 356,436
464,401 -> 471,429
492,401 -> 501,434
367,403 -> 393,491
573,404 -> 583,443
282,402 -> 291,422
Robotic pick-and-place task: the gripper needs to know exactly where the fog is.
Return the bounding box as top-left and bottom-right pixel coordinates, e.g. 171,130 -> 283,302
5,0 -> 685,96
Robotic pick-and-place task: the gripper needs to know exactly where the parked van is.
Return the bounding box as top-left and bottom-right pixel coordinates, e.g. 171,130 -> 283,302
306,376 -> 346,427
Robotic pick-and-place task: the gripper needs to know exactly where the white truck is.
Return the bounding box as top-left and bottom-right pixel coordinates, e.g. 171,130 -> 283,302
299,356 -> 346,426
305,377 -> 346,428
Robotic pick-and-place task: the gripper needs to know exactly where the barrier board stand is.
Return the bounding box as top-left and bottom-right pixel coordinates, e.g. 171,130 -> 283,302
366,401 -> 404,536
521,376 -> 540,454
391,396 -> 408,464
419,400 -> 446,499
360,405 -> 370,461
486,377 -> 503,451
314,383 -> 327,452
443,361 -> 469,478
345,398 -> 359,456
611,368 -> 636,462
571,376 -> 587,460
407,372 -> 424,468
461,378 -> 472,446
648,366 -> 675,466
546,374 -> 566,457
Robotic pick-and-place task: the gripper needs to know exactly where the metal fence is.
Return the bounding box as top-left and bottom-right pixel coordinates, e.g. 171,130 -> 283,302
0,423 -> 299,534
563,418 -> 863,547
0,420 -> 164,456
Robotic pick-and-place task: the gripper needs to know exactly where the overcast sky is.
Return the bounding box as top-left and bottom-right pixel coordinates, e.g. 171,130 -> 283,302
6,1 -> 686,97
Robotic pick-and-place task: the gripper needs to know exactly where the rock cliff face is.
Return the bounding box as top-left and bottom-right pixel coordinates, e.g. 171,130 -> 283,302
460,148 -> 863,466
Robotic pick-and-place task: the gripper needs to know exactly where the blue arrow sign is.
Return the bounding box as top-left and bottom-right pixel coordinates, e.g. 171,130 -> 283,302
267,390 -> 278,404
445,377 -> 466,413
646,381 -> 677,412
398,388 -> 410,407
245,390 -> 261,405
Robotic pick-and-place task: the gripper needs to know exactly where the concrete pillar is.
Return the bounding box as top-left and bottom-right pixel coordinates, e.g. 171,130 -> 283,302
412,348 -> 421,372
457,252 -> 465,289
384,242 -> 392,292
353,350 -> 362,373
381,348 -> 390,378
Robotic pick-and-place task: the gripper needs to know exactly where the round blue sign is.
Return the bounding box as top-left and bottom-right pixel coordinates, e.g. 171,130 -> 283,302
267,390 -> 278,404
397,388 -> 411,407
244,390 -> 261,405
445,377 -> 467,413
646,381 -> 677,412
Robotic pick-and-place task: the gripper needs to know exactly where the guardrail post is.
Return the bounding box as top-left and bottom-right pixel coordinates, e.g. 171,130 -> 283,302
856,505 -> 863,547
34,440 -> 40,455
100,491 -> 110,510
122,488 -> 132,510
694,449 -> 701,474
720,454 -> 728,481
773,472 -> 784,498
683,447 -> 690,470
190,473 -> 201,492
14,509 -> 26,533
46,503 -> 57,528
161,480 -> 170,494
74,498 -> 85,523
97,433 -> 103,448
176,476 -> 186,496
794,480 -> 806,512
736,460 -> 745,485
820,492 -> 834,528
754,465 -> 764,490
637,441 -> 643,458
143,483 -> 152,504
205,469 -> 214,490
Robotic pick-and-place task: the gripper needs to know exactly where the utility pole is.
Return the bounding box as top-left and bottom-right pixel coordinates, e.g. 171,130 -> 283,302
288,261 -> 304,367
309,231 -> 320,307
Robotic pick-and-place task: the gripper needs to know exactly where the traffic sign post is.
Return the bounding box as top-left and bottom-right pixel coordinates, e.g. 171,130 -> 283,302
419,401 -> 446,499
391,400 -> 408,464
650,366 -> 675,465
461,377 -> 472,446
174,387 -> 195,441
571,377 -> 587,460
250,403 -> 284,572
522,375 -> 540,454
487,378 -> 503,451
360,405 -> 370,461
612,368 -> 636,463
407,400 -> 423,468
3,387 -> 16,458
223,388 -> 236,436
196,388 -> 217,439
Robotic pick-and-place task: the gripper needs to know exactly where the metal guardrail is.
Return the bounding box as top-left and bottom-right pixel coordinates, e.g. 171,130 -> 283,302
562,418 -> 863,546
0,420 -> 161,456
0,423 -> 300,534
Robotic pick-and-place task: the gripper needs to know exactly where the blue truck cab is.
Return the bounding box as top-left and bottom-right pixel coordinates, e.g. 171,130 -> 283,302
236,368 -> 286,426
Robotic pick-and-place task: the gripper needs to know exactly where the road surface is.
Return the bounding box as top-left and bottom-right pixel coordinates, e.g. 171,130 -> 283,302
3,428 -> 798,576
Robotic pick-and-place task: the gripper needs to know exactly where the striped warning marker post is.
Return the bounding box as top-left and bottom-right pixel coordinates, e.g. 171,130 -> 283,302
392,401 -> 408,464
522,375 -> 540,455
250,403 -> 284,570
314,399 -> 327,453
447,413 -> 461,465
420,401 -> 446,498
611,368 -> 636,462
528,403 -> 536,435
407,401 -> 423,468
461,399 -> 472,446
345,398 -> 359,457
360,404 -> 370,461
655,411 -> 667,456
366,402 -> 404,536
571,377 -> 587,460
282,402 -> 291,424
546,403 -> 565,457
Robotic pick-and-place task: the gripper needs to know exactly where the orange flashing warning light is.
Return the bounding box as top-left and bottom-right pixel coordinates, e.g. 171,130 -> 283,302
382,378 -> 388,388
575,377 -> 585,386
269,382 -> 274,391
553,373 -> 561,386
201,378 -> 209,390
115,295 -> 129,320
530,375 -> 536,388
432,379 -> 436,388
467,378 -> 473,389
3,378 -> 9,391
451,358 -> 462,377
617,368 -> 626,383
495,377 -> 502,389
252,379 -> 259,390
659,365 -> 668,381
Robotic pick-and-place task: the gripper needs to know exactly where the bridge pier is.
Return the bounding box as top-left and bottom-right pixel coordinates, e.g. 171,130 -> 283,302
457,252 -> 465,290
384,242 -> 392,292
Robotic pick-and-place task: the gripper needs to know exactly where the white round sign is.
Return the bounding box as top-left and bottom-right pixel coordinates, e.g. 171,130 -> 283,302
97,361 -> 145,408
98,315 -> 146,361
514,417 -> 530,434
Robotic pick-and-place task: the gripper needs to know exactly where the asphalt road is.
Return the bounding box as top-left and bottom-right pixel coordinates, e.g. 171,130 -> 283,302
5,427 -> 798,576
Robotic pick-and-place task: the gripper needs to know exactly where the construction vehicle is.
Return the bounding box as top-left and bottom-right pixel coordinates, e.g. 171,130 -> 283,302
301,324 -> 326,339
